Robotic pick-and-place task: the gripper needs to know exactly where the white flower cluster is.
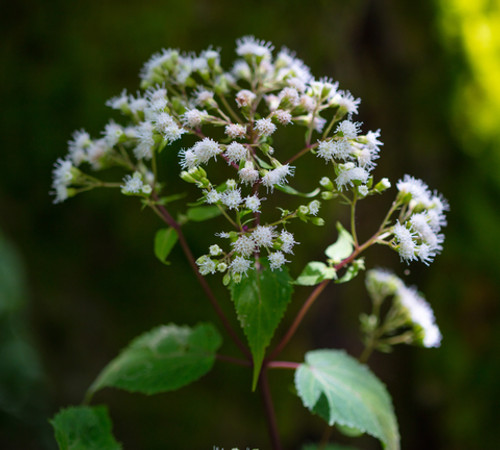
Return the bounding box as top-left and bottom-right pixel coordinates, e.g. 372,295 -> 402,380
391,175 -> 448,264
53,36 -> 448,288
196,227 -> 298,278
316,120 -> 383,192
366,269 -> 442,348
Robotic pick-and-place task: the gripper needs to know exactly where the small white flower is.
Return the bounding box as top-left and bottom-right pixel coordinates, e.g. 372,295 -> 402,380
195,89 -> 215,105
274,110 -> 292,125
205,189 -> 221,204
232,235 -> 256,257
313,116 -> 327,133
121,172 -> 144,194
226,179 -> 237,189
336,120 -> 360,139
366,129 -> 383,150
225,123 -> 247,139
192,138 -> 222,164
245,195 -> 261,212
278,87 -> 300,107
317,139 -> 351,161
181,108 -> 207,128
393,222 -> 417,263
252,225 -> 276,248
336,163 -> 369,190
155,112 -> 185,142
179,149 -> 198,169
146,87 -> 168,112
52,159 -> 75,203
197,256 -> 217,275
87,138 -> 109,169
232,60 -> 252,80
262,164 -> 294,191
236,36 -> 273,59
235,89 -> 256,108
397,285 -> 442,348
333,90 -> 361,114
106,89 -> 129,110
68,130 -> 91,166
129,95 -> 148,115
224,142 -> 247,164
239,162 -> 259,185
396,175 -> 432,206
209,245 -> 222,256
365,269 -> 403,299
268,251 -> 288,270
221,188 -> 242,209
230,256 -> 252,274
134,121 -> 155,160
102,121 -> 123,148
356,185 -> 368,197
308,200 -> 320,216
280,230 -> 297,254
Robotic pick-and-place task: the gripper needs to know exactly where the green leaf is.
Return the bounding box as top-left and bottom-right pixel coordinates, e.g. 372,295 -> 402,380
88,323 -> 222,396
276,184 -> 321,198
50,405 -> 121,450
295,349 -> 400,450
154,227 -> 178,265
325,222 -> 354,263
186,205 -> 222,222
295,261 -> 337,286
230,262 -> 293,390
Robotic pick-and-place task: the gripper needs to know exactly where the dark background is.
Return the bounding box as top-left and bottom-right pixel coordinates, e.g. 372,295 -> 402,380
1,0 -> 500,449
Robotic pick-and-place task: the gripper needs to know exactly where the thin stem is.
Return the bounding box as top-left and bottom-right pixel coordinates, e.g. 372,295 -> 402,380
269,234 -> 381,361
259,369 -> 282,450
150,197 -> 251,359
285,142 -> 319,165
267,361 -> 300,370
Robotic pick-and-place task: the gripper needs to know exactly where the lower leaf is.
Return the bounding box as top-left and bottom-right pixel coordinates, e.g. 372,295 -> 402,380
50,405 -> 121,450
88,323 -> 222,396
295,349 -> 400,450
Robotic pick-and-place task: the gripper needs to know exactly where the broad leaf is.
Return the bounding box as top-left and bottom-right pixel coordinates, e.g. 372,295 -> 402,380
325,222 -> 354,263
88,323 -> 222,395
154,227 -> 178,265
51,405 -> 121,450
186,206 -> 222,222
295,261 -> 337,286
295,349 -> 399,450
230,262 -> 293,389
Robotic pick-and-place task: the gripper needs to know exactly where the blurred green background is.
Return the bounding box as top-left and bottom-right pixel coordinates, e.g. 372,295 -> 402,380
2,0 -> 500,448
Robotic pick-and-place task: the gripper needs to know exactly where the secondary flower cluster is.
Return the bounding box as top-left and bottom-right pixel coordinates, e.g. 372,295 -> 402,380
364,269 -> 442,348
390,175 -> 448,264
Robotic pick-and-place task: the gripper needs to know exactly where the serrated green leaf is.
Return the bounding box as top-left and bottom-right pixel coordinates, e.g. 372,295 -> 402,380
276,185 -> 321,198
295,349 -> 399,450
230,262 -> 293,390
325,222 -> 354,263
50,405 -> 121,450
154,227 -> 178,265
88,323 -> 222,395
295,261 -> 337,286
186,206 -> 222,222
